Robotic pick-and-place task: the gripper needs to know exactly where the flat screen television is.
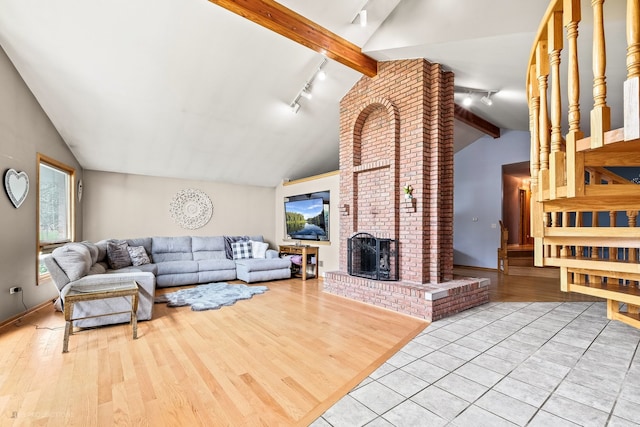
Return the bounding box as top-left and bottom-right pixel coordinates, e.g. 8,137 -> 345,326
284,197 -> 328,241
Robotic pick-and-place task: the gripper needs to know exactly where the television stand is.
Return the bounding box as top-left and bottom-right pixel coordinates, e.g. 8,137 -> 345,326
279,245 -> 319,280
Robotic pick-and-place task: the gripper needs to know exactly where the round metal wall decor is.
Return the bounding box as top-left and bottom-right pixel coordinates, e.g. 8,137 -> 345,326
169,188 -> 213,229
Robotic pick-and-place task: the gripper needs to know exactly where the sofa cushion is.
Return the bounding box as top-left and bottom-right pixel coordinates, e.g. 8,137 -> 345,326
232,240 -> 253,260
152,236 -> 193,262
52,243 -> 92,281
88,263 -> 106,275
110,263 -> 158,275
107,241 -> 132,270
234,257 -> 291,272
192,236 -> 227,261
155,260 -> 198,275
197,258 -> 236,271
250,240 -> 269,259
128,245 -> 151,266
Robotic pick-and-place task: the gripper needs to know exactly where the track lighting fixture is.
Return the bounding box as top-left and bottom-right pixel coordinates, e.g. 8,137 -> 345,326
481,91 -> 493,106
351,1 -> 369,27
288,58 -> 328,114
455,87 -> 499,108
359,9 -> 368,27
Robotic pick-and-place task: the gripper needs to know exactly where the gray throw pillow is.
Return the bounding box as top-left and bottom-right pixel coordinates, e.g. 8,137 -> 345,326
127,245 -> 151,266
107,241 -> 132,269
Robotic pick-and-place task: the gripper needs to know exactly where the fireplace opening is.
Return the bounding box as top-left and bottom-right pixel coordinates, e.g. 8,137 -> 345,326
347,233 -> 398,281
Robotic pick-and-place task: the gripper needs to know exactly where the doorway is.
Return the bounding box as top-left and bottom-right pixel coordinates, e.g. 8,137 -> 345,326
502,161 -> 533,246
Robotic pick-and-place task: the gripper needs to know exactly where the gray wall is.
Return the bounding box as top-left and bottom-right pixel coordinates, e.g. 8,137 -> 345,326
454,130 -> 531,268
0,46 -> 83,320
83,170 -> 276,244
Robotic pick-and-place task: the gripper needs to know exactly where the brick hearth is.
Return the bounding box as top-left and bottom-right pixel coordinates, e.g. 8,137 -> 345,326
324,58 -> 489,321
324,272 -> 489,321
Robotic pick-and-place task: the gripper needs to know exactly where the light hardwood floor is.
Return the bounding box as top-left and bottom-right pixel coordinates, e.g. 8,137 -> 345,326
0,271 -> 598,426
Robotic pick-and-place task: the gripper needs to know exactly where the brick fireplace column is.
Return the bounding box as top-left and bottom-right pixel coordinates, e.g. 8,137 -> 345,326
338,59 -> 454,284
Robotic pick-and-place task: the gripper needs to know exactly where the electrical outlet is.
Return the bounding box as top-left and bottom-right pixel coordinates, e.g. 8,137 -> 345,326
319,260 -> 324,267
9,287 -> 22,294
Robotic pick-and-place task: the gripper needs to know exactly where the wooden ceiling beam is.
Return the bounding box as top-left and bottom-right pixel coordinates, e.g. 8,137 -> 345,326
207,0 -> 378,77
454,104 -> 501,139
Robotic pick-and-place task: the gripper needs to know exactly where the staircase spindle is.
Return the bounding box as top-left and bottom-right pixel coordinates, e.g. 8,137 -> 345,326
591,0 -> 611,148
537,39 -> 551,199
549,12 -> 566,200
565,0 -> 585,197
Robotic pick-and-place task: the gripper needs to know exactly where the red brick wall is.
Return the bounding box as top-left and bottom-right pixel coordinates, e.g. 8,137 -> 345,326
339,59 -> 454,284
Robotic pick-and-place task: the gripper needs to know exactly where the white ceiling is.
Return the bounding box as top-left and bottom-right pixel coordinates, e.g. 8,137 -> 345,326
0,0 -> 628,187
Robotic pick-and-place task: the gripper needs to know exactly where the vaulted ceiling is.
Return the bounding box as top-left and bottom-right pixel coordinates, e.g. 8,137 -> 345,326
0,0 -> 627,187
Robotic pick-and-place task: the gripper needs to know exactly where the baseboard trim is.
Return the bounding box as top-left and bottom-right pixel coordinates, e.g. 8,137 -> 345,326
0,299 -> 55,330
454,265 -> 497,272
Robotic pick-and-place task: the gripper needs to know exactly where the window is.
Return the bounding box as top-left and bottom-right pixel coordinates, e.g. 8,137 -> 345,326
37,154 -> 75,281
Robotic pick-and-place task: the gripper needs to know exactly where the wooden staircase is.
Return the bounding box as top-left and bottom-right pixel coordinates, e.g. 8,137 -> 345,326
527,0 -> 640,328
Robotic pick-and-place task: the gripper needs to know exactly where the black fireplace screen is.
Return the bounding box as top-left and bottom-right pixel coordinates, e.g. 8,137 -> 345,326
347,233 -> 398,281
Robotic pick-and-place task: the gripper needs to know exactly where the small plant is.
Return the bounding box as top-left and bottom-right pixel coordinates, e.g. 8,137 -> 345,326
403,184 -> 413,199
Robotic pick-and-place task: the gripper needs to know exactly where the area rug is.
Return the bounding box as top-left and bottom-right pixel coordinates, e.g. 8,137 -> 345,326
154,282 -> 268,311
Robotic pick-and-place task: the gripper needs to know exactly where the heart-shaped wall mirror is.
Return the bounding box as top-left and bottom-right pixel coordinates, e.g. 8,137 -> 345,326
4,169 -> 29,208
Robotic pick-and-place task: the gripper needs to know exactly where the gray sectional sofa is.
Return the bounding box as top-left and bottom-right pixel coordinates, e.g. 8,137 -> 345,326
45,235 -> 290,328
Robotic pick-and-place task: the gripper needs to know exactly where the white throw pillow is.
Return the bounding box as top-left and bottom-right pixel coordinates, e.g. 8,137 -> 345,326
250,241 -> 269,259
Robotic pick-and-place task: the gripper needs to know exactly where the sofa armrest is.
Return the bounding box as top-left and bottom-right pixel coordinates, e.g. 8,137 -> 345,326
266,249 -> 279,259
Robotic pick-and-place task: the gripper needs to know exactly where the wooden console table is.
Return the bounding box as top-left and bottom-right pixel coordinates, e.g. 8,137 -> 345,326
279,245 -> 319,280
63,281 -> 139,353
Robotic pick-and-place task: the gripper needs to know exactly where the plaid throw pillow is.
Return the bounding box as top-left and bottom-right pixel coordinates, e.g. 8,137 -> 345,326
231,241 -> 253,260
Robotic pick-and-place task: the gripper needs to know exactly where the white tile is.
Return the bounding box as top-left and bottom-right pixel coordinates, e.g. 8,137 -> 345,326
451,404 -> 517,427
493,377 -> 550,408
350,381 -> 405,415
411,385 -> 470,420
382,400 -> 447,427
527,411 -> 581,427
322,395 -> 377,427
454,363 -> 504,388
613,399 -> 640,424
434,373 -> 488,403
542,394 -> 609,427
475,390 -> 537,426
377,368 -> 429,398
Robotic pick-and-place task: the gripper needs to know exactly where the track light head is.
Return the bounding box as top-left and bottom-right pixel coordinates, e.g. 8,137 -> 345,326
290,101 -> 300,114
359,9 -> 368,27
463,94 -> 473,107
300,85 -> 312,99
481,92 -> 493,106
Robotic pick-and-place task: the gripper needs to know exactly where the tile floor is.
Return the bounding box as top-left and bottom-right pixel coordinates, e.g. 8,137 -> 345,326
311,301 -> 640,426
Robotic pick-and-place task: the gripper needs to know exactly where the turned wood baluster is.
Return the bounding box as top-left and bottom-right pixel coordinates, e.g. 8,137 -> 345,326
591,208 -> 601,284
629,210 -> 639,287
538,39 -> 551,200
565,0 -> 585,197
591,0 -> 611,148
530,65 -> 541,190
536,40 -> 549,177
624,0 -> 640,140
549,12 -> 565,200
575,211 -> 585,285
561,211 -> 570,258
609,211 -> 618,262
